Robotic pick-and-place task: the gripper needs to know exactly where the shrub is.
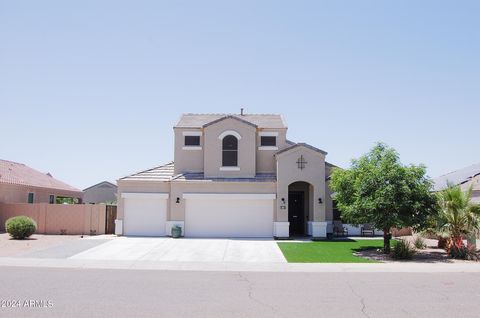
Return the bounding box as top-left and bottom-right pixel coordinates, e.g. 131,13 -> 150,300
390,239 -> 416,260
5,216 -> 37,239
413,236 -> 427,249
438,236 -> 451,249
447,238 -> 479,261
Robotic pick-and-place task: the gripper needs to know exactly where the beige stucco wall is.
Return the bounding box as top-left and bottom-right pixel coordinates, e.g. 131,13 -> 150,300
275,146 -> 326,223
204,118 -> 257,178
117,179 -> 277,222
116,180 -> 171,220
173,122 -> 290,176
0,183 -> 84,204
173,128 -> 204,174
0,203 -> 105,235
256,129 -> 288,173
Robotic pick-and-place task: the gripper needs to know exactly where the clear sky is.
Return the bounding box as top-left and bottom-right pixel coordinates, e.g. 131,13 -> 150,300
1,1 -> 479,189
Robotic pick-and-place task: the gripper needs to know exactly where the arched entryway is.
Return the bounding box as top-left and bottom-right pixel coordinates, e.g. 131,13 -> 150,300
288,181 -> 313,236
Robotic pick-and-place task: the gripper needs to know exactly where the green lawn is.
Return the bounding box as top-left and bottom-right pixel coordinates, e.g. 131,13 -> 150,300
277,239 -> 386,263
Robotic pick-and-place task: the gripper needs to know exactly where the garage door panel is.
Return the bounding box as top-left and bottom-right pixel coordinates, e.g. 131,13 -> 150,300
124,198 -> 167,236
185,198 -> 274,237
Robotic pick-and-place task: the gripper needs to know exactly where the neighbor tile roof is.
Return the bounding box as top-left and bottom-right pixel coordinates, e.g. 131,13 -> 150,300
175,113 -> 287,129
433,163 -> 480,191
0,159 -> 82,193
83,181 -> 117,191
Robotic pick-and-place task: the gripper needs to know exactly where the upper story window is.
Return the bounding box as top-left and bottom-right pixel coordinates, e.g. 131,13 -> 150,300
260,136 -> 276,146
258,131 -> 279,150
182,131 -> 202,150
222,135 -> 238,166
184,136 -> 200,146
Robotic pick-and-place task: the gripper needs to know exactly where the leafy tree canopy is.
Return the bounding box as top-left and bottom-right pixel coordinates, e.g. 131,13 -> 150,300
330,142 -> 438,252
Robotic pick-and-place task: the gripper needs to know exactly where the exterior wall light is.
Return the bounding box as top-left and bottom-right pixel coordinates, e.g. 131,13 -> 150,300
176,197 -> 180,204
281,198 -> 285,204
318,198 -> 323,204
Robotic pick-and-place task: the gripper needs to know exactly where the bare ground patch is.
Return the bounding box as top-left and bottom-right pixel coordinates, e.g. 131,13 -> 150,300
354,236 -> 475,264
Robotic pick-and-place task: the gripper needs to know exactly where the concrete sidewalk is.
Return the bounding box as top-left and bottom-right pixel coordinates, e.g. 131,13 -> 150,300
1,256 -> 480,272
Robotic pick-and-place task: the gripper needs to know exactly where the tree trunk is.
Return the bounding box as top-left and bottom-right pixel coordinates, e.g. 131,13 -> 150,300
383,229 -> 391,254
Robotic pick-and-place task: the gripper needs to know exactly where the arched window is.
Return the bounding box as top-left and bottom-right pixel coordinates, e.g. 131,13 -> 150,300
222,135 -> 238,166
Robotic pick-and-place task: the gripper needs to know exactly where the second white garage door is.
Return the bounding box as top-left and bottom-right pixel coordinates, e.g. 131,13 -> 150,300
122,193 -> 168,236
183,193 -> 275,238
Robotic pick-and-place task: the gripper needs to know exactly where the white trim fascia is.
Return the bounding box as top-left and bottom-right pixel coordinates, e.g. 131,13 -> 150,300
219,166 -> 240,171
182,146 -> 202,150
182,131 -> 202,136
259,131 -> 279,137
258,146 -> 278,151
183,193 -> 277,200
121,192 -> 169,199
218,130 -> 242,140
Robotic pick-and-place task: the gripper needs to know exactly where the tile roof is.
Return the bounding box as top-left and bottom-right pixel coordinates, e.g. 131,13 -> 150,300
120,162 -> 276,182
175,113 -> 287,129
0,159 -> 82,193
275,142 -> 328,156
83,181 -> 117,191
172,172 -> 277,183
119,162 -> 175,182
433,163 -> 480,191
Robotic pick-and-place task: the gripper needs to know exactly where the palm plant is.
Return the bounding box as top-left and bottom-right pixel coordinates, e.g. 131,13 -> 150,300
436,184 -> 480,248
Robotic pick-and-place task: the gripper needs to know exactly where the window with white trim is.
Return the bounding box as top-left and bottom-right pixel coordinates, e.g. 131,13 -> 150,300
222,135 -> 238,166
184,136 -> 200,146
260,136 -> 276,146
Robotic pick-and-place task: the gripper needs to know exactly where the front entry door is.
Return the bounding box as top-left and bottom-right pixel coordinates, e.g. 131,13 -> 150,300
288,191 -> 305,236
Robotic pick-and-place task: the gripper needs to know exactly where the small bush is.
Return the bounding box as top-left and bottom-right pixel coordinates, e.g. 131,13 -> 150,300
5,216 -> 37,239
391,239 -> 416,260
447,238 -> 478,261
438,236 -> 451,249
413,236 -> 427,249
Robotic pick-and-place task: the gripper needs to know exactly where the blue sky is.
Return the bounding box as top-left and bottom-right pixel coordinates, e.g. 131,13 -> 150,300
1,1 -> 479,189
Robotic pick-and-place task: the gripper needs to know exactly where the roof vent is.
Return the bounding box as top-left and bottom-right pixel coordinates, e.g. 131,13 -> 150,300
240,108 -> 244,116
46,172 -> 53,177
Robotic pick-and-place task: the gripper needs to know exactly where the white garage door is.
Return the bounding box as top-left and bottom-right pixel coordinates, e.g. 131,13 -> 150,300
184,193 -> 275,237
122,193 -> 168,236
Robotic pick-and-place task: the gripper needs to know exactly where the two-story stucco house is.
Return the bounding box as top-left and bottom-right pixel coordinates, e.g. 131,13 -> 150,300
116,113 -> 336,238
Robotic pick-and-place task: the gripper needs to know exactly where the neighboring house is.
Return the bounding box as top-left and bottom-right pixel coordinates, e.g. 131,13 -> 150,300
83,181 -> 117,204
0,159 -> 83,204
433,163 -> 480,204
116,112 -> 337,239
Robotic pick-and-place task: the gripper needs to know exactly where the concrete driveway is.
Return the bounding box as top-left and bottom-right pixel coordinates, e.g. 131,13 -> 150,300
69,237 -> 287,263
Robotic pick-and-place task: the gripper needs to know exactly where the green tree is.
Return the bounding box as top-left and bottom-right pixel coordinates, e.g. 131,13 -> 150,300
437,184 -> 480,245
330,142 -> 437,253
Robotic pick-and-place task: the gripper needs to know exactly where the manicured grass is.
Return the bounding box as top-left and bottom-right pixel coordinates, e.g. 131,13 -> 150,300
277,239 -> 386,263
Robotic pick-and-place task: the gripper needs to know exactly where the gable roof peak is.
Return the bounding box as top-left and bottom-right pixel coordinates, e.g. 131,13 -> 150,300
203,114 -> 257,128
175,113 -> 287,129
275,142 -> 328,156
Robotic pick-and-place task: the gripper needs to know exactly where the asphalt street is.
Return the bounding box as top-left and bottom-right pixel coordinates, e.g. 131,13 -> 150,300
0,266 -> 479,318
